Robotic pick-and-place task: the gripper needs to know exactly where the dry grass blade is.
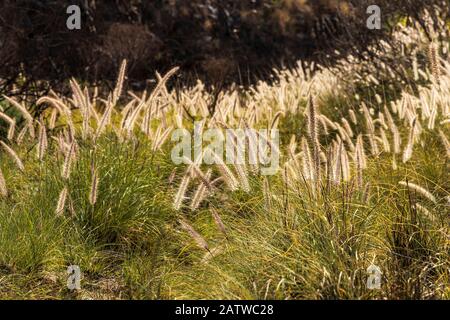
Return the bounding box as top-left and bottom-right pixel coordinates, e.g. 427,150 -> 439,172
182,156 -> 212,190
37,122 -> 48,161
399,181 -> 436,203
301,137 -> 314,181
0,112 -> 16,141
415,203 -> 436,221
61,142 -> 76,180
153,126 -> 174,151
16,125 -> 28,145
0,167 -> 8,197
270,111 -> 284,130
95,101 -> 114,140
200,246 -> 224,264
355,134 -> 367,169
190,169 -> 212,210
89,170 -> 99,205
402,117 -> 416,163
341,117 -> 354,138
438,130 -> 450,158
113,60 -> 127,106
69,78 -> 88,111
0,140 -> 24,172
211,208 -> 228,239
307,95 -> 321,183
235,163 -> 250,192
384,106 -> 401,154
179,218 -> 210,252
428,42 -> 440,82
56,187 -> 68,216
2,95 -> 33,122
173,173 -> 191,210
209,150 -> 239,191
146,67 -> 180,105
36,96 -> 71,116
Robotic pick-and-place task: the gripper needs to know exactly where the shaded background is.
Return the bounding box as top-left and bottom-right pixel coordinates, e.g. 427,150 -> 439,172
0,0 -> 445,97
